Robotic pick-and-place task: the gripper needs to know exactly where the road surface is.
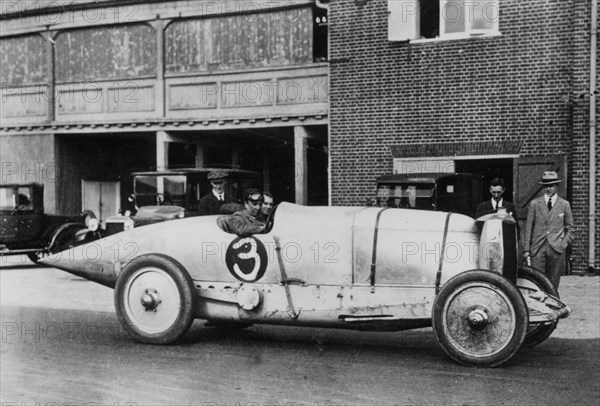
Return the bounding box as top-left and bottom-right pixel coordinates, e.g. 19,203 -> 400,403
1,256 -> 599,406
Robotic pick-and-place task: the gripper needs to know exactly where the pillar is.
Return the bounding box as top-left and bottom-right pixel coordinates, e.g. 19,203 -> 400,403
195,144 -> 204,168
156,131 -> 171,171
294,126 -> 308,205
150,20 -> 166,117
263,149 -> 271,192
41,31 -> 56,122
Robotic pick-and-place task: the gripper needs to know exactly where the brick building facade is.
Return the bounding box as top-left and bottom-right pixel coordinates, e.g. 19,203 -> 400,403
328,0 -> 598,274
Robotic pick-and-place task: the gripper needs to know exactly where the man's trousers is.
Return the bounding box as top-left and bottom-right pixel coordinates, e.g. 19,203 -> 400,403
531,240 -> 566,289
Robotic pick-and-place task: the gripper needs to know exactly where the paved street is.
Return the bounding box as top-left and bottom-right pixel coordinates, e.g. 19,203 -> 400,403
1,255 -> 599,406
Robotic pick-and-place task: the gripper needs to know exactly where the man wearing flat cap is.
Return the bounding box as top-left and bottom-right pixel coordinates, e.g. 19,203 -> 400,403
197,170 -> 230,215
217,189 -> 266,237
523,171 -> 575,289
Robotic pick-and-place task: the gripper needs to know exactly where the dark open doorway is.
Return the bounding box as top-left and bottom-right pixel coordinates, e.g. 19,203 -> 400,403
455,158 -> 514,203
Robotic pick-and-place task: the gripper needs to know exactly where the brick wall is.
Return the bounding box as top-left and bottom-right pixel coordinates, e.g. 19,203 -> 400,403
570,0 -> 600,274
328,0 -> 598,273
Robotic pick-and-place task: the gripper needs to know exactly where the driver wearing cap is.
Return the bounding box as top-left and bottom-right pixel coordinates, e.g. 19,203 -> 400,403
217,189 -> 266,237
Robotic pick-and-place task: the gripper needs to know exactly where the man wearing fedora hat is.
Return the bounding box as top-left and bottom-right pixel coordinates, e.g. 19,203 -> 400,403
523,171 -> 575,289
197,169 -> 231,215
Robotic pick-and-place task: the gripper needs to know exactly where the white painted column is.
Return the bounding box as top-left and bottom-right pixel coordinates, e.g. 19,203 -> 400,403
150,20 -> 166,117
156,131 -> 171,171
195,144 -> 204,168
262,149 -> 271,192
232,148 -> 240,168
294,126 -> 308,205
41,31 -> 56,122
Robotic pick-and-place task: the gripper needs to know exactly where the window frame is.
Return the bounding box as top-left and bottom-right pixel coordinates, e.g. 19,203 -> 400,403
388,0 -> 500,42
439,0 -> 500,39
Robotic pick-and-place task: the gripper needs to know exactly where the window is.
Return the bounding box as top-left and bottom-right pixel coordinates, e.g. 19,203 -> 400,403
0,35 -> 47,85
56,24 -> 156,82
313,5 -> 328,62
17,187 -> 33,210
0,186 -> 32,211
165,8 -> 313,73
0,187 -> 16,211
134,175 -> 186,206
388,0 -> 499,41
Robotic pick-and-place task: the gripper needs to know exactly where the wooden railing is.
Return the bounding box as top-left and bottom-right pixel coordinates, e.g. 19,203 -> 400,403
1,63 -> 328,126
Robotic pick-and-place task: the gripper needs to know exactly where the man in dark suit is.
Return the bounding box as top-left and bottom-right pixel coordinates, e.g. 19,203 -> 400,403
197,170 -> 230,215
475,178 -> 516,218
523,171 -> 575,289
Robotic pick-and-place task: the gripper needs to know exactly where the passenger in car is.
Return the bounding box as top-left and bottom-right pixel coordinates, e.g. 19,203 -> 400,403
259,191 -> 274,222
217,189 -> 266,237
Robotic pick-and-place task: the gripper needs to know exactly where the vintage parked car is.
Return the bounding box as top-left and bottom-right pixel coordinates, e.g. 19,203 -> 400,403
0,182 -> 99,263
370,172 -> 484,218
104,168 -> 261,236
42,203 -> 569,367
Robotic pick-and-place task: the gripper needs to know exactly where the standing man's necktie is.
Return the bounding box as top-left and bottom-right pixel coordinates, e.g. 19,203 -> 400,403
547,199 -> 552,211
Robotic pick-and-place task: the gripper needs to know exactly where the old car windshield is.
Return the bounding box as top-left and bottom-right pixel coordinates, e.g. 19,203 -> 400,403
0,186 -> 33,211
377,183 -> 434,209
134,175 -> 186,205
0,187 -> 15,211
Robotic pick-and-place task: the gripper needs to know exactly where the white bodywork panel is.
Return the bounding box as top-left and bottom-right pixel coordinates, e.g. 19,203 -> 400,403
46,203 -> 482,328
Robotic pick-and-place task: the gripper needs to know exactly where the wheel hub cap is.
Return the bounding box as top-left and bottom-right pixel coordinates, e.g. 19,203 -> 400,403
467,308 -> 489,330
141,289 -> 161,311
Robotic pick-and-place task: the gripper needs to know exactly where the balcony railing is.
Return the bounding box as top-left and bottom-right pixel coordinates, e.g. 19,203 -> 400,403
1,63 -> 328,127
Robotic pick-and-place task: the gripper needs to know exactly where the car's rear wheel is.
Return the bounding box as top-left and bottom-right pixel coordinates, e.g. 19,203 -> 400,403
432,270 -> 528,367
115,254 -> 196,344
517,266 -> 559,347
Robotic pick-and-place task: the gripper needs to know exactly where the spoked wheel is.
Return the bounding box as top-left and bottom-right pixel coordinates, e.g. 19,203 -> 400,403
517,266 -> 559,347
115,254 -> 196,344
432,270 -> 528,367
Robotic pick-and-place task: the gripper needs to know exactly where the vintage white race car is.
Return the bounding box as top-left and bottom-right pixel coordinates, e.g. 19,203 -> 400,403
42,203 -> 570,367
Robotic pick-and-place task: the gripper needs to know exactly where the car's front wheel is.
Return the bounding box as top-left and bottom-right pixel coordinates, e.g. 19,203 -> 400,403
115,254 -> 196,344
432,270 -> 528,367
517,266 -> 559,347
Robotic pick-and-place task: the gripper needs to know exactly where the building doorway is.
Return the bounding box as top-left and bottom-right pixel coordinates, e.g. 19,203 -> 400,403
455,158 -> 514,204
81,180 -> 120,225
56,133 -> 155,215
